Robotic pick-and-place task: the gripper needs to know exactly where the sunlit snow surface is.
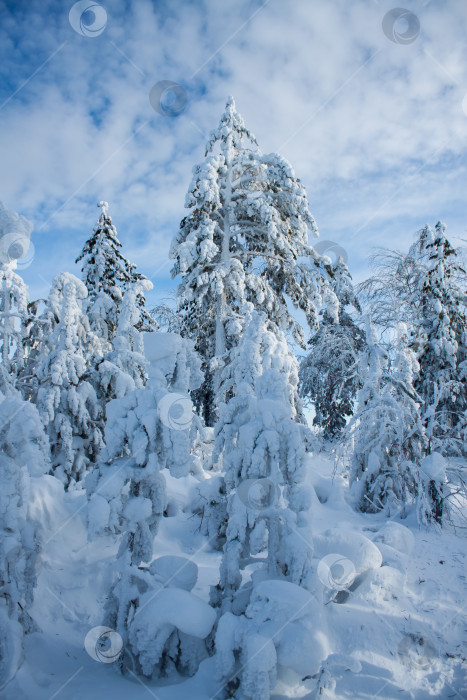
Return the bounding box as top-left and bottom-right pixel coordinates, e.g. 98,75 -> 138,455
5,454 -> 466,699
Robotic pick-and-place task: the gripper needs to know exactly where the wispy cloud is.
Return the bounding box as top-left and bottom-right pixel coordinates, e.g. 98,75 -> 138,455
1,0 -> 466,304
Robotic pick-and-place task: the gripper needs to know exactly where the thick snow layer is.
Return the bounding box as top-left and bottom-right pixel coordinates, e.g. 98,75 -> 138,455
123,497 -> 152,527
247,579 -> 319,622
143,332 -> 184,364
149,555 -> 198,591
217,579 -> 330,686
372,521 -> 415,555
277,623 -> 329,676
132,588 -> 216,639
313,525 -> 383,575
3,452 -> 466,699
250,581 -> 329,677
419,452 -> 447,482
142,331 -> 203,393
87,494 -> 110,537
350,565 -> 406,605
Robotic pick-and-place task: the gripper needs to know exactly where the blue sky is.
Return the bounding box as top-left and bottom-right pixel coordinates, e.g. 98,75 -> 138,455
1,0 -> 466,312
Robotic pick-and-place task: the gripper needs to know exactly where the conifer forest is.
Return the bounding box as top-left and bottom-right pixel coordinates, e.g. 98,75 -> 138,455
0,2 -> 466,698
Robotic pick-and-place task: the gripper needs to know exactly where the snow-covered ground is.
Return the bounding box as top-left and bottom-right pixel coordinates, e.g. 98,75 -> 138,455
5,454 -> 467,699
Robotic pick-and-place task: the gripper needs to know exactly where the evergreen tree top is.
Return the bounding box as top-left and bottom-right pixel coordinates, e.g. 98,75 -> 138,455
410,223 -> 434,259
76,202 -> 127,280
426,221 -> 458,269
170,98 -> 335,365
205,96 -> 258,158
98,200 -> 109,216
412,222 -> 465,305
76,202 -> 137,303
411,221 -> 461,270
331,256 -> 361,315
76,202 -> 157,339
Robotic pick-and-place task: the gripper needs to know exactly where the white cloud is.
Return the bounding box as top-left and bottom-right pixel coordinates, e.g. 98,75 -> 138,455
0,0 -> 465,305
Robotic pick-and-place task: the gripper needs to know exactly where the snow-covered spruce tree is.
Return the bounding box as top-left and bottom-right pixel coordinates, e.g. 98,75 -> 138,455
344,320 -> 424,515
36,273 -> 103,487
409,222 -> 466,458
0,264 -> 30,395
0,203 -> 33,396
215,579 -> 325,700
211,307 -> 312,611
299,256 -> 364,440
86,333 -> 215,679
211,308 -> 316,698
170,97 -> 332,425
357,221 -> 466,458
0,391 -> 50,689
76,201 -> 157,343
94,280 -> 154,406
19,291 -> 73,408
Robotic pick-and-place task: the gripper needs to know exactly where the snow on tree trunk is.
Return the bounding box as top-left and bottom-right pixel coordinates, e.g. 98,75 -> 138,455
417,452 -> 447,527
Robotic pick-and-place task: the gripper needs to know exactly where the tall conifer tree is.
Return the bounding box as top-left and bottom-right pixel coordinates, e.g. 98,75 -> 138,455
76,201 -> 157,342
170,97 -> 332,424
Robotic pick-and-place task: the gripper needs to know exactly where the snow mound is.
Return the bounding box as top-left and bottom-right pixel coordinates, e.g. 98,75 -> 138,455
0,607 -> 22,689
314,527 -> 383,575
277,622 -> 329,676
128,588 -> 216,677
247,579 -> 320,623
87,494 -> 111,537
373,522 -> 414,555
131,588 -> 216,639
123,497 -> 152,528
143,331 -> 203,393
349,565 -> 406,605
217,580 -> 330,685
419,452 -> 447,482
143,332 -> 183,365
149,555 -> 198,591
247,580 -> 329,675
